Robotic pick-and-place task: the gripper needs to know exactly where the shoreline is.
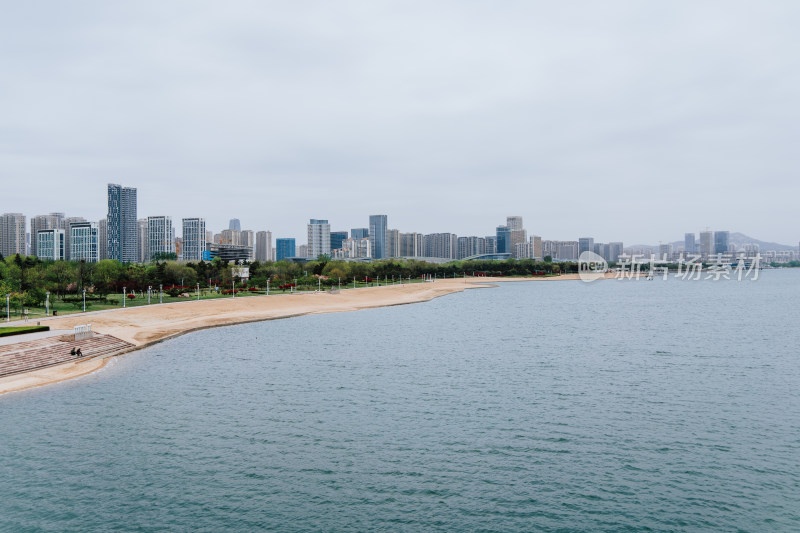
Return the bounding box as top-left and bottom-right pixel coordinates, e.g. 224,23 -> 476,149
0,275 -> 586,396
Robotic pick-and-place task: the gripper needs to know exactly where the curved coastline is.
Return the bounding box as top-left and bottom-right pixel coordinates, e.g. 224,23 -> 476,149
0,275 -> 584,395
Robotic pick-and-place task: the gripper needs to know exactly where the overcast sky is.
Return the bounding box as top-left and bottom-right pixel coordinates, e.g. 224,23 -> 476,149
1,1 -> 798,245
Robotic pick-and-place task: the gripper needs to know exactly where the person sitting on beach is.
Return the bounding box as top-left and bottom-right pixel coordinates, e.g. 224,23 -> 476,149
76,348 -> 83,357
70,347 -> 76,356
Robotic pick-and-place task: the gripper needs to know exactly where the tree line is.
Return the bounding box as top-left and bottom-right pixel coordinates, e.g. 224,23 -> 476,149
0,253 -> 576,307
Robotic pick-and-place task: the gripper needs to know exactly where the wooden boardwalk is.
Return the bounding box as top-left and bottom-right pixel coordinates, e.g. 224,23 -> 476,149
0,334 -> 134,378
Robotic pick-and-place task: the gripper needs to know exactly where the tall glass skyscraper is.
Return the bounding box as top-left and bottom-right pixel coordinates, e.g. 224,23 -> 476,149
182,218 -> 206,261
369,215 -> 388,259
496,225 -> 511,254
107,184 -> 138,263
714,231 -> 730,255
276,238 -> 295,261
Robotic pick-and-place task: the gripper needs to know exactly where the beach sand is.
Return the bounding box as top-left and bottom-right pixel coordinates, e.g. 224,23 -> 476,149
0,275 -> 589,395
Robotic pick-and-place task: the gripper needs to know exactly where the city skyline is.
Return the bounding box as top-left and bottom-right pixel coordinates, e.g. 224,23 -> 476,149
2,3 -> 799,245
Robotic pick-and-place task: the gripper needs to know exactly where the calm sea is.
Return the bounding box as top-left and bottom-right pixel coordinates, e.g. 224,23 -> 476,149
1,272 -> 799,532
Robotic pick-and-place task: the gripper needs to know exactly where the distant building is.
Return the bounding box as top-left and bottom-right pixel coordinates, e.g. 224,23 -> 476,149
330,231 -> 348,252
256,231 -> 273,261
699,231 -> 714,259
63,217 -> 86,260
399,232 -> 423,257
351,227 -> 369,240
137,218 -> 148,263
70,221 -> 99,263
608,242 -> 623,262
298,244 -> 309,258
30,213 -> 64,257
220,229 -> 240,246
36,229 -> 65,261
496,226 -> 511,254
659,243 -> 674,261
387,229 -> 400,258
578,237 -> 594,256
714,231 -> 730,255
684,233 -> 696,255
147,216 -> 174,261
98,218 -> 108,260
307,219 -> 331,258
182,218 -> 206,261
423,233 -> 457,259
506,216 -> 523,231
531,235 -> 542,260
0,213 -> 26,256
369,215 -> 388,259
333,238 -> 371,259
484,236 -> 497,255
107,183 -> 138,263
276,238 -> 296,261
241,230 -> 255,260
229,218 -> 241,232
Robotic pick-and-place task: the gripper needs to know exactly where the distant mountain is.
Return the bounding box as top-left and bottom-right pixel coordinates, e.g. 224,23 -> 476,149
628,233 -> 796,253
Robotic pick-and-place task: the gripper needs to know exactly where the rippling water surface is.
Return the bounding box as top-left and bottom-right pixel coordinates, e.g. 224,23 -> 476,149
2,272 -> 799,531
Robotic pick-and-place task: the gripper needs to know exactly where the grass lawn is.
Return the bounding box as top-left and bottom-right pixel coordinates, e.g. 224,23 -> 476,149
0,325 -> 50,337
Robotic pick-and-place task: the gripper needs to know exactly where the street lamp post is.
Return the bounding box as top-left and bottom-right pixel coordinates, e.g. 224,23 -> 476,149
123,287 -> 126,308
338,277 -> 341,290
6,294 -> 10,322
46,291 -> 50,316
232,280 -> 235,298
318,277 -> 321,292
148,286 -> 151,304
293,278 -> 297,293
197,283 -> 200,300
266,279 -> 270,296
159,284 -> 163,304
82,289 -> 86,312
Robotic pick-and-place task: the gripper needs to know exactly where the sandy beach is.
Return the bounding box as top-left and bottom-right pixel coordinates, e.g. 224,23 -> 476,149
0,275 -> 587,395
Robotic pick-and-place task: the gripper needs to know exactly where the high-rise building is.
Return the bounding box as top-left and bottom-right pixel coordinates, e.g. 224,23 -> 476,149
578,237 -> 595,256
659,243 -> 674,261
98,218 -> 108,260
298,244 -> 309,258
351,227 -> 369,240
30,213 -> 64,257
515,242 -> 533,259
484,236 -> 497,255
147,216 -> 174,261
699,231 -> 714,259
423,233 -> 457,259
220,229 -> 240,246
368,215 -> 388,259
506,216 -> 523,231
276,238 -> 296,261
256,231 -> 273,261
70,222 -> 99,263
182,218 -> 206,261
107,184 -> 138,263
62,217 -> 86,260
330,231 -> 348,252
229,218 -> 241,232
399,232 -> 423,257
241,230 -> 255,260
714,231 -> 730,255
510,229 -> 527,256
531,235 -> 543,260
684,233 -> 696,255
496,226 -> 511,254
387,229 -> 400,258
36,229 -> 66,261
608,242 -> 623,262
0,213 -> 27,257
307,219 -> 331,258
137,218 -> 149,263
